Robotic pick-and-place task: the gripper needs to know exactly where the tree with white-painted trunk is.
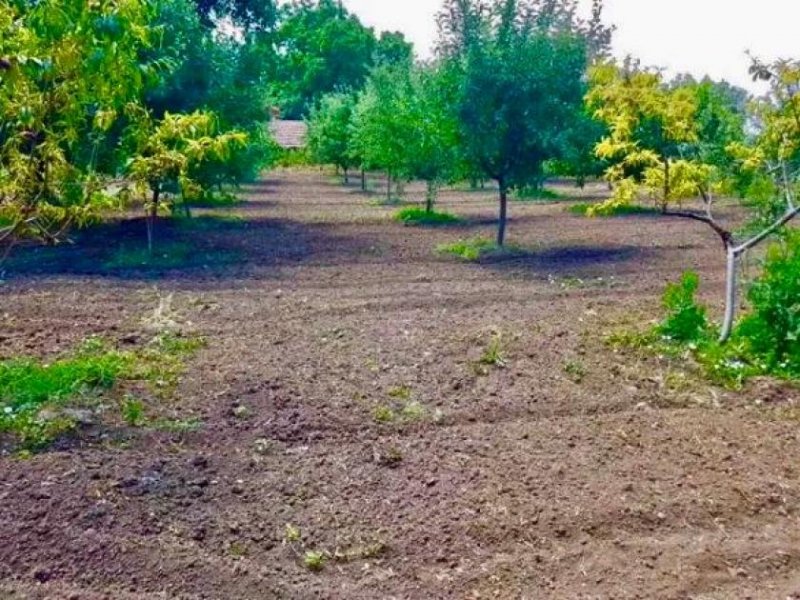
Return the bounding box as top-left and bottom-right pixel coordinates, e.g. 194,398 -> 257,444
587,59 -> 799,342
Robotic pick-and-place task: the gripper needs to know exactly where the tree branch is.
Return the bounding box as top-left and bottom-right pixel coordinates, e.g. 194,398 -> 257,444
734,206 -> 800,255
662,208 -> 733,249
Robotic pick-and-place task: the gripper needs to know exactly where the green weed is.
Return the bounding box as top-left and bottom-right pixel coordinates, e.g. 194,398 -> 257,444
437,236 -> 498,261
395,207 -> 461,226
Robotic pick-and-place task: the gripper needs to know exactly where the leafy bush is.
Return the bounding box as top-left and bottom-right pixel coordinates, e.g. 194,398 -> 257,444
658,271 -> 709,342
395,207 -> 460,226
737,235 -> 800,375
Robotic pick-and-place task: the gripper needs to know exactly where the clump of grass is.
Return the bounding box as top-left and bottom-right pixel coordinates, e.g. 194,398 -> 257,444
480,331 -> 508,368
564,360 -> 586,384
372,405 -> 396,423
122,397 -> 146,426
0,332 -> 205,450
568,202 -> 659,217
514,186 -> 564,201
395,207 -> 460,226
437,236 -> 498,261
303,550 -> 327,572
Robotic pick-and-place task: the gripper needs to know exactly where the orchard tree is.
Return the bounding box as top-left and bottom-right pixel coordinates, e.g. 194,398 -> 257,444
124,109 -> 247,252
405,66 -> 460,213
0,0 -> 156,252
307,92 -> 358,183
272,0 -> 376,119
437,0 -> 596,246
588,59 -> 799,341
350,65 -> 416,201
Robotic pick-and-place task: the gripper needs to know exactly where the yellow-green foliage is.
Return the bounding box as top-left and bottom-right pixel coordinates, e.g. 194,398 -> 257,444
0,0 -> 155,242
125,109 -> 248,211
587,62 -> 719,215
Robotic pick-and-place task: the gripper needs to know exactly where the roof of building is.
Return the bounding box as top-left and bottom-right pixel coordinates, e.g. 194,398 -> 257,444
269,119 -> 308,149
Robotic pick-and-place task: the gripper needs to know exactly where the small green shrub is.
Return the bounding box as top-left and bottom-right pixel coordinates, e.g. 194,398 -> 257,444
438,237 -> 498,261
658,271 -> 708,342
395,207 -> 460,226
736,235 -> 800,375
122,397 -> 146,427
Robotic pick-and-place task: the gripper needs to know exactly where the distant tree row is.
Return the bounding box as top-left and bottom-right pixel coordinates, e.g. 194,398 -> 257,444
305,0 -> 799,337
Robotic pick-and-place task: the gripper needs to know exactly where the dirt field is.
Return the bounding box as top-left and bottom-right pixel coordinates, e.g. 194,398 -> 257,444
1,169 -> 800,599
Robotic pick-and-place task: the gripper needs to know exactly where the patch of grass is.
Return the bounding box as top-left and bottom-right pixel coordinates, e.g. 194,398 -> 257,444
303,550 -> 327,572
0,333 -> 205,450
387,385 -> 412,401
437,236 -> 498,261
564,360 -> 586,383
514,186 -> 564,201
105,242 -> 193,270
480,331 -> 508,368
568,202 -> 660,217
122,397 -> 146,426
372,405 -> 396,423
105,240 -> 240,271
395,207 -> 461,226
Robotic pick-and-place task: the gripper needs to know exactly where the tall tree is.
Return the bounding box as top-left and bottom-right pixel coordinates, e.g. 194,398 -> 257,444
437,0 -> 592,246
272,0 -> 376,119
191,0 -> 278,31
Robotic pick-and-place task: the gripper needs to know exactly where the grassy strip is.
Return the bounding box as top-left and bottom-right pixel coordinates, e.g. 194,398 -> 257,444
395,207 -> 461,226
0,333 -> 204,450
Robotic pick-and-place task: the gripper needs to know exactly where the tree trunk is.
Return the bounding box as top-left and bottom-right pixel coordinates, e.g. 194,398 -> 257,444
497,181 -> 508,247
361,168 -> 366,192
720,245 -> 738,343
386,173 -> 392,202
147,185 -> 160,255
344,168 -> 349,185
425,181 -> 436,214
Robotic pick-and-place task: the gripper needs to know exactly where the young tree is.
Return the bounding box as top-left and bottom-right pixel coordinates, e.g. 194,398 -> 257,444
124,110 -> 247,252
405,66 -> 460,213
588,59 -> 799,341
349,65 -> 416,201
437,0 -> 594,246
307,92 -> 358,182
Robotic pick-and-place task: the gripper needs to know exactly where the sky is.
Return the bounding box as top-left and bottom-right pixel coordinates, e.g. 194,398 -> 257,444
342,0 -> 800,93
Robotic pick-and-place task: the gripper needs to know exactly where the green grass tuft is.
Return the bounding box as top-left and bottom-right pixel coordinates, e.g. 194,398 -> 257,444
437,237 -> 499,261
395,207 -> 461,226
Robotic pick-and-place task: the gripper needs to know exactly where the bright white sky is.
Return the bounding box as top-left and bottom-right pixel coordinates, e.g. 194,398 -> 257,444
343,0 -> 800,92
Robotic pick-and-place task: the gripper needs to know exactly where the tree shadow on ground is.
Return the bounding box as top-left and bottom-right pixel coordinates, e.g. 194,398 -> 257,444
0,214 -> 383,283
474,244 -> 655,278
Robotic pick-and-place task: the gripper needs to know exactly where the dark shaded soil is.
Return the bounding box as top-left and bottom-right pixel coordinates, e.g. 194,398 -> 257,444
1,170 -> 800,599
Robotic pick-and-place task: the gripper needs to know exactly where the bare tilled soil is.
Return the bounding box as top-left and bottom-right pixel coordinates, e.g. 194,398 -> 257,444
1,169 -> 800,599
